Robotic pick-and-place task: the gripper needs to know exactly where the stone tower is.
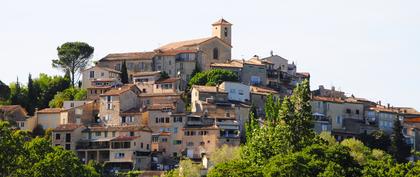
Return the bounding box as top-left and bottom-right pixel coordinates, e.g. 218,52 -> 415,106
212,18 -> 232,45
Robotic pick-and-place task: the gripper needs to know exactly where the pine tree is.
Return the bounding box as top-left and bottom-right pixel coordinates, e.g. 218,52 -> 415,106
390,118 -> 411,163
120,60 -> 129,84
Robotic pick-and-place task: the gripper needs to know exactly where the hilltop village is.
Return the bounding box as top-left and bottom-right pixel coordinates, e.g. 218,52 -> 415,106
1,19 -> 420,173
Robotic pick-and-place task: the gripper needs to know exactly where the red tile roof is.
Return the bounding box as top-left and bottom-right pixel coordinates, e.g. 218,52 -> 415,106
37,108 -> 64,114
0,105 -> 27,114
212,18 -> 232,26
54,124 -> 85,132
85,125 -> 152,132
156,77 -> 179,84
100,52 -> 155,61
405,117 -> 420,123
312,96 -> 345,103
101,84 -> 138,96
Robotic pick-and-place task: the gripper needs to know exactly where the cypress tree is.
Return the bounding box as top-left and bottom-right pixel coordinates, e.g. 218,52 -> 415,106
120,60 -> 129,84
27,74 -> 36,115
390,118 -> 411,163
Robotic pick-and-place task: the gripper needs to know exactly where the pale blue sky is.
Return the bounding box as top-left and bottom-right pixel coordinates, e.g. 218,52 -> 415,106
1,0 -> 419,109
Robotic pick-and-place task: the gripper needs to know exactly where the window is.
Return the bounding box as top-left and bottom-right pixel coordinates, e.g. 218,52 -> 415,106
356,110 -> 360,115
20,122 -> 24,127
161,138 -> 168,142
213,48 -> 219,59
141,142 -> 144,148
112,131 -> 116,137
336,116 -> 342,125
224,27 -> 228,37
101,72 -> 104,76
104,131 -> 108,138
65,144 -> 71,150
89,71 -> 95,78
122,116 -> 126,123
95,132 -> 101,136
55,133 -> 61,140
165,117 -> 170,123
130,132 -> 135,136
226,113 -> 230,117
173,140 -> 182,145
321,124 -> 328,131
187,142 -> 194,146
174,116 -> 183,123
346,109 -> 351,114
156,85 -> 159,89
146,144 -> 150,150
107,103 -> 112,110
152,136 -> 158,143
159,117 -> 164,123
155,117 -> 159,123
230,89 -> 236,93
106,96 -> 112,102
169,60 -> 172,65
65,133 -> 71,142
115,153 -> 125,159
174,127 -> 178,133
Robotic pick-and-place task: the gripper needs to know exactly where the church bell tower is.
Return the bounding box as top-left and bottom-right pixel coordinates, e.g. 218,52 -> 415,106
212,18 -> 232,45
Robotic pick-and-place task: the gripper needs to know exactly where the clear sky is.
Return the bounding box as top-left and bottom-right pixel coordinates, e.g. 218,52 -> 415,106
1,0 -> 419,109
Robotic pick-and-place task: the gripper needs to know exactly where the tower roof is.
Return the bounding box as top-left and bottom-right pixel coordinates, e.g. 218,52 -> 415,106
212,18 -> 232,26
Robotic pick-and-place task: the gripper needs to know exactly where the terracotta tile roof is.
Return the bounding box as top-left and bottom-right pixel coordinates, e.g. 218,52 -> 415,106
132,71 -> 161,77
193,85 -> 227,93
212,18 -> 232,26
244,58 -> 265,66
211,60 -> 243,68
84,125 -> 152,132
84,66 -> 121,73
54,124 -> 85,132
159,132 -> 171,136
101,84 -> 138,96
156,49 -> 198,56
121,108 -> 142,115
251,86 -> 279,95
99,52 -> 155,61
156,77 -> 179,84
37,108 -> 65,114
369,106 -> 400,113
405,117 -> 420,123
158,37 -> 213,51
147,103 -> 175,110
111,136 -> 140,141
312,96 -> 345,103
0,105 -> 27,114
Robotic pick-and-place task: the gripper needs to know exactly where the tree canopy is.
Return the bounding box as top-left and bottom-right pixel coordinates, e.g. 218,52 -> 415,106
0,80 -> 10,102
52,42 -> 94,87
0,120 -> 99,177
120,60 -> 129,84
49,87 -> 87,108
188,69 -> 238,87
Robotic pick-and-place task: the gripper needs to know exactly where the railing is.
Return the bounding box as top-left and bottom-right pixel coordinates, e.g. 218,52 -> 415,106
76,142 -> 110,150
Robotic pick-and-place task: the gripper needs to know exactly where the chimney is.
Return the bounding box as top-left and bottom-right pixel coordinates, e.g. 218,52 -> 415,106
378,101 -> 381,106
270,50 -> 274,56
387,103 -> 390,109
331,86 -> 335,91
319,85 -> 324,90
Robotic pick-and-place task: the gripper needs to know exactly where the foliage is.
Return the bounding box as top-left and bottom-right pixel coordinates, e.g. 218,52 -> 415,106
27,74 -> 36,115
188,69 -> 238,87
209,144 -> 241,167
32,124 -> 45,137
242,124 -> 290,166
264,94 -> 281,123
116,170 -> 143,177
48,87 -> 87,108
359,130 -> 390,152
0,80 -> 10,102
165,159 -> 201,177
319,131 -> 337,145
160,71 -> 170,80
120,60 -> 129,84
52,41 -> 94,87
390,119 -> 411,163
207,160 -> 263,177
0,120 -> 99,177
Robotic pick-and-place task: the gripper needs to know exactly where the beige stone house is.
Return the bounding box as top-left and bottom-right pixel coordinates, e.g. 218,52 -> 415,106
0,105 -> 36,131
132,71 -> 161,93
52,124 -> 85,150
99,84 -> 142,126
82,66 -> 121,89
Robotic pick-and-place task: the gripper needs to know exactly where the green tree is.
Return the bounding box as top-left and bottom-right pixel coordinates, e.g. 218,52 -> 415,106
359,130 -> 390,152
120,60 -> 129,84
0,121 -> 27,176
188,69 -> 238,87
166,159 -> 201,177
264,94 -> 281,123
160,71 -> 170,80
52,42 -> 94,87
390,119 -> 411,163
0,80 -> 10,102
207,160 -> 263,177
209,144 -> 241,167
49,88 -> 87,108
27,73 -> 37,115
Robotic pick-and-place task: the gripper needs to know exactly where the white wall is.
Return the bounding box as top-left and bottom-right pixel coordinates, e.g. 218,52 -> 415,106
220,82 -> 250,102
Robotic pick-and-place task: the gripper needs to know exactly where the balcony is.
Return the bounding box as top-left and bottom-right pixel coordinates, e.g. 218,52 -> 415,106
76,141 -> 110,150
